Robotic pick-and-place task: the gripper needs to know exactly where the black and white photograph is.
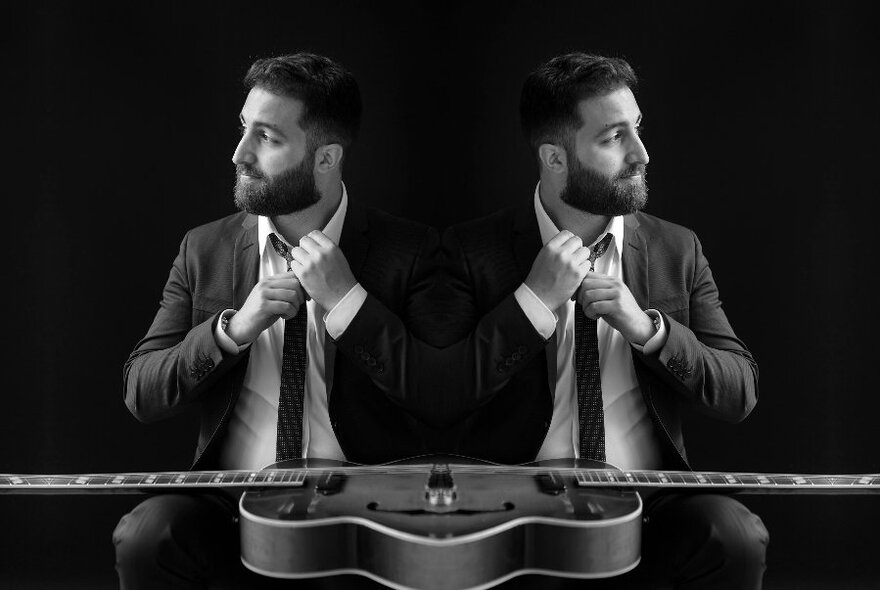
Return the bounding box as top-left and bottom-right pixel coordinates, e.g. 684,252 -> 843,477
3,2 -> 878,588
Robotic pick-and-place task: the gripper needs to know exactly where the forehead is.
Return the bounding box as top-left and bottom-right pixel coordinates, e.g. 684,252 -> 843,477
575,86 -> 641,133
240,87 -> 305,132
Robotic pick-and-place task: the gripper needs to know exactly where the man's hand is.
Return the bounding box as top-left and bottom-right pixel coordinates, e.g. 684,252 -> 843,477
578,271 -> 655,345
226,272 -> 306,345
291,230 -> 358,311
524,230 -> 590,311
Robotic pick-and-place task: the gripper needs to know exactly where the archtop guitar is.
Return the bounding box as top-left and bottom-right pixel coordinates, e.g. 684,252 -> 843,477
3,456 -> 878,590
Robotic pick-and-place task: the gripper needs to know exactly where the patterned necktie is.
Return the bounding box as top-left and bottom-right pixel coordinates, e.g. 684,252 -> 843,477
268,233 -> 306,462
575,232 -> 614,462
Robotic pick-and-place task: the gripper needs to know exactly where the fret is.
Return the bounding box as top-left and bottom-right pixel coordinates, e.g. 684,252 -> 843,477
669,473 -> 689,485
705,474 -> 727,485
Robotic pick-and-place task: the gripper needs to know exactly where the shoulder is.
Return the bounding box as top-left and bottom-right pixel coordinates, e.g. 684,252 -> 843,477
361,206 -> 433,246
450,206 -> 520,237
181,211 -> 252,248
446,206 -> 527,251
629,211 -> 699,252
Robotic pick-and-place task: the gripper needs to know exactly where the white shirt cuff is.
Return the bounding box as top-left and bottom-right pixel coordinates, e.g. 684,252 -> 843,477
214,309 -> 249,354
324,283 -> 368,340
514,283 -> 557,340
631,309 -> 668,354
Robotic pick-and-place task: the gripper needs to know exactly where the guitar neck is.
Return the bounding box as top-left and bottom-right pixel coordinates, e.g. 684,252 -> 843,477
0,469 -> 307,495
570,468 -> 880,494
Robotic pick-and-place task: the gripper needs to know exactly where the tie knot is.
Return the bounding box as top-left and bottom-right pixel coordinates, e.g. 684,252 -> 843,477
588,233 -> 613,272
268,233 -> 294,271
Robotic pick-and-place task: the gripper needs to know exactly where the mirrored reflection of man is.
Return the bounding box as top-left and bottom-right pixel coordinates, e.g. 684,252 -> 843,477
113,53 -> 436,589
442,53 -> 769,588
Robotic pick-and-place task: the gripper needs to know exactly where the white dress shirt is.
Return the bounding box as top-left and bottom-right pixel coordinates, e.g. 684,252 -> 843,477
214,186 -> 367,469
516,186 -> 666,470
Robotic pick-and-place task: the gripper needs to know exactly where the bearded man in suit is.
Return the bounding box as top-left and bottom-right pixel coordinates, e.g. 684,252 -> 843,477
441,52 -> 769,589
113,52 -> 437,589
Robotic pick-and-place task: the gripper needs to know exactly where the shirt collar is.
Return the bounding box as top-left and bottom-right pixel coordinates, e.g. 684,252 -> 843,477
257,182 -> 349,254
532,181 -> 624,256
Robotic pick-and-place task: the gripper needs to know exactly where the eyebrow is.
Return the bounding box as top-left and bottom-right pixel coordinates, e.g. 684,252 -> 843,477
239,114 -> 288,139
595,114 -> 643,138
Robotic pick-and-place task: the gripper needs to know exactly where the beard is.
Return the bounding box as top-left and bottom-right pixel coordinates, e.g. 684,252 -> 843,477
233,157 -> 321,216
560,159 -> 648,216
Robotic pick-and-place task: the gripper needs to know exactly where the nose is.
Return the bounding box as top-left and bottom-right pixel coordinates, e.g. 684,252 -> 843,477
627,133 -> 649,167
231,134 -> 255,166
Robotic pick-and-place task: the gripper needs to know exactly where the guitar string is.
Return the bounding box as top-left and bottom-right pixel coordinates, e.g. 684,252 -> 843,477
4,467 -> 877,486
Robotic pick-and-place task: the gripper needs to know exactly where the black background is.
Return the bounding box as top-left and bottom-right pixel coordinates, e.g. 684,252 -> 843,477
4,2 -> 879,588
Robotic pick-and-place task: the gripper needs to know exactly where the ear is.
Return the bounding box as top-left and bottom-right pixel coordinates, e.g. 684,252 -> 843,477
538,143 -> 567,174
314,144 -> 344,174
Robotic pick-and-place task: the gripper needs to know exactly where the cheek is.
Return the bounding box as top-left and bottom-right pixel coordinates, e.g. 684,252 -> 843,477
261,151 -> 303,177
580,149 -> 622,177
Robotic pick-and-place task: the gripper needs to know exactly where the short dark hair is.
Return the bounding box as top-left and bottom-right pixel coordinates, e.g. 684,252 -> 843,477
244,52 -> 362,151
520,53 -> 638,154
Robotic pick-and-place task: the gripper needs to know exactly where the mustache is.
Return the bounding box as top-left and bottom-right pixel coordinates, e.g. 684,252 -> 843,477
617,165 -> 646,179
236,164 -> 264,179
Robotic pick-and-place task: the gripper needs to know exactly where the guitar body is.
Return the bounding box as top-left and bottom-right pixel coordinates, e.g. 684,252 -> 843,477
240,456 -> 642,590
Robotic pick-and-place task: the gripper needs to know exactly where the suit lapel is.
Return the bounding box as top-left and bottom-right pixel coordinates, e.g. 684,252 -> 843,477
326,201 -> 370,398
512,205 -> 541,282
511,206 -> 558,398
339,202 -> 370,279
233,215 -> 260,309
622,214 -> 650,309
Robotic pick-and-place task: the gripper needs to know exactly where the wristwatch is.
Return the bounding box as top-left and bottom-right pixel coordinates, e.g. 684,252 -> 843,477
220,310 -> 235,335
646,309 -> 662,335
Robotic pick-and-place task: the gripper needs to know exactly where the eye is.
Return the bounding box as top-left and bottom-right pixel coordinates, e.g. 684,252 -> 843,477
238,124 -> 246,136
603,132 -> 622,145
635,124 -> 645,136
259,131 -> 281,145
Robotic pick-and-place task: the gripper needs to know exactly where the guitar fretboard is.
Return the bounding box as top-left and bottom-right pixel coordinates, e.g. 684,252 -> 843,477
574,469 -> 880,494
0,470 -> 306,495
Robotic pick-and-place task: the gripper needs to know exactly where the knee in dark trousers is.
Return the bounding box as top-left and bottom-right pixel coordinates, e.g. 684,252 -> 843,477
643,494 -> 769,590
113,494 -> 240,590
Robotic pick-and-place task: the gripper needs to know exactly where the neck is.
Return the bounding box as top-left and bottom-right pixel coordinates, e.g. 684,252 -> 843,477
538,181 -> 611,245
271,181 -> 343,244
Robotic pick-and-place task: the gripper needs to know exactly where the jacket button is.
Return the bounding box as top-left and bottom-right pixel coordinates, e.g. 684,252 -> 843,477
360,352 -> 370,361
367,358 -> 376,367
517,346 -> 527,354
354,345 -> 364,354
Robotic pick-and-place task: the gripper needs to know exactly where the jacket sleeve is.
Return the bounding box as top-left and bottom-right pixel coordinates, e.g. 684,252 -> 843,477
122,231 -> 245,423
634,232 -> 759,423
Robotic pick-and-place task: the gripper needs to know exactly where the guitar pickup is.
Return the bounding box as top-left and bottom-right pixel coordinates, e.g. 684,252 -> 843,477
536,472 -> 566,495
315,472 -> 347,495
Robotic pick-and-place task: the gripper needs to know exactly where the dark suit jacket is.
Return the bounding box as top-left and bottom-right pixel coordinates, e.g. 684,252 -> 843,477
123,202 -> 441,468
439,205 -> 759,469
